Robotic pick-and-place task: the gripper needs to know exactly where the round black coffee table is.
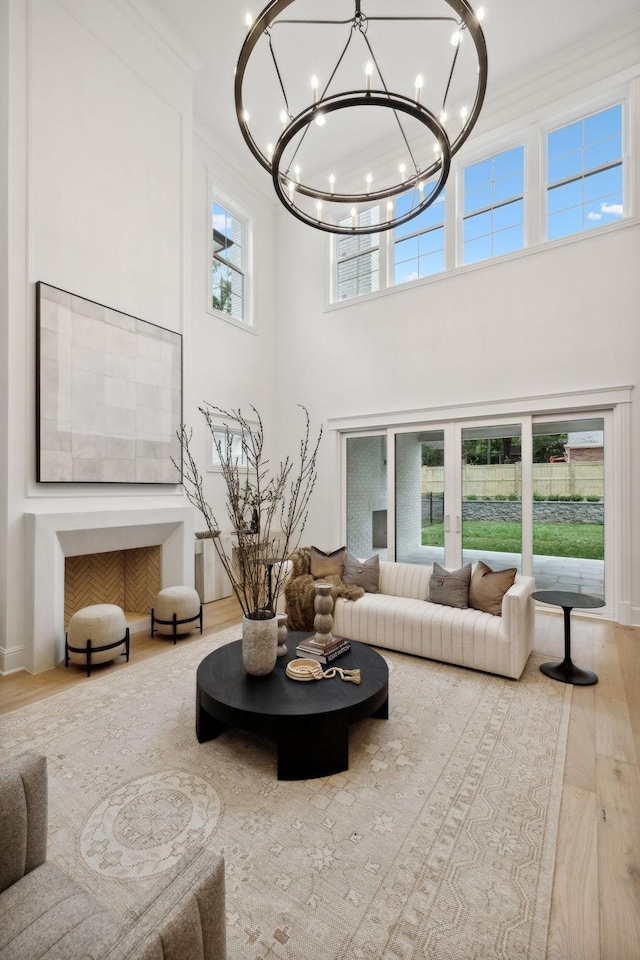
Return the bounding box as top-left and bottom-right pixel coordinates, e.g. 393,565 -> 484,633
533,590 -> 604,686
196,632 -> 389,780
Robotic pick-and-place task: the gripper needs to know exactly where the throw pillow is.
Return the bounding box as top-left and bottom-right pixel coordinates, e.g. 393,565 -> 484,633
469,560 -> 517,616
310,545 -> 347,579
428,562 -> 471,609
342,552 -> 380,593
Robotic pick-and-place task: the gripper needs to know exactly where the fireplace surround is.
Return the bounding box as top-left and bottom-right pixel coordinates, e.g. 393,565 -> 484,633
24,507 -> 194,673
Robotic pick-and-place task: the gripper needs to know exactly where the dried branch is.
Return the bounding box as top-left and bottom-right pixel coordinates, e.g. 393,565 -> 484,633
175,404 -> 322,619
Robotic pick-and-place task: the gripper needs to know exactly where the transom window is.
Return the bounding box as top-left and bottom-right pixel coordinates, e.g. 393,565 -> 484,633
546,104 -> 623,241
336,207 -> 380,301
463,145 -> 525,264
211,201 -> 245,322
394,189 -> 446,284
329,93 -> 630,305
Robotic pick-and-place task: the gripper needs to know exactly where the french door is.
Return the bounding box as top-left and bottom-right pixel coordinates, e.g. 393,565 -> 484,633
344,410 -> 611,615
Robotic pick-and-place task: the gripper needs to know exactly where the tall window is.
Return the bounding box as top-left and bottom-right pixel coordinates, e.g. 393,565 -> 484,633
546,104 -> 623,241
336,206 -> 380,301
212,201 -> 245,322
393,189 -> 445,284
463,145 -> 525,264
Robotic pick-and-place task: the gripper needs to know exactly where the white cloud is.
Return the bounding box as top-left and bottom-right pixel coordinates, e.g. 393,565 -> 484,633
588,212 -> 602,221
212,213 -> 227,232
402,272 -> 420,283
601,202 -> 623,217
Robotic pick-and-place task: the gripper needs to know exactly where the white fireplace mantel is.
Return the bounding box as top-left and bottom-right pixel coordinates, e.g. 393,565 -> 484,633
24,506 -> 195,674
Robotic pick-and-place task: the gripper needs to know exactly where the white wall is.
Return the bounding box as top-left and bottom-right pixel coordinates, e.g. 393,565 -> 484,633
2,0 -> 199,671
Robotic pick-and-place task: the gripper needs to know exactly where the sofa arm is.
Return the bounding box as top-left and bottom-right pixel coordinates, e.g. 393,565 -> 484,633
0,751 -> 48,894
104,845 -> 226,960
501,576 -> 536,656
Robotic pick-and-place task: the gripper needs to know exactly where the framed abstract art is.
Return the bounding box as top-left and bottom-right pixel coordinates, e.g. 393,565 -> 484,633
36,282 -> 182,483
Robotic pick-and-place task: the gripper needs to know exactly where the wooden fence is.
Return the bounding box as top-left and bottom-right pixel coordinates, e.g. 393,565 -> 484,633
422,462 -> 604,498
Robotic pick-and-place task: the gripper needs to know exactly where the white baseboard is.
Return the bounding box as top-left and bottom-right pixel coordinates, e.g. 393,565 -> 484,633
0,644 -> 26,675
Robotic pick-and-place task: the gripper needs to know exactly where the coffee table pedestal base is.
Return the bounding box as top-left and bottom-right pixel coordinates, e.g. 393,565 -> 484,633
540,659 -> 598,686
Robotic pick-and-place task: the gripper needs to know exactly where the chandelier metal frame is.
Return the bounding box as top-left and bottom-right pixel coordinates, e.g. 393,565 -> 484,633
235,0 -> 488,235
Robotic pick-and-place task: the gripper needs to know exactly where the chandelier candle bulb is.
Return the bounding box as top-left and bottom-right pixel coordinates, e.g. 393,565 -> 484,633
366,173 -> 372,194
460,105 -> 469,120
311,74 -> 318,104
351,207 -> 357,228
415,74 -> 423,102
294,165 -> 300,183
245,12 -> 252,30
329,174 -> 335,194
267,143 -> 273,160
280,109 -> 288,130
365,61 -> 373,92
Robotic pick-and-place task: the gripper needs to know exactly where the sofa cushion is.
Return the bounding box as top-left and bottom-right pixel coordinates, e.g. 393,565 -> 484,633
310,546 -> 346,579
342,553 -> 380,593
0,860 -> 119,960
469,560 -> 517,615
429,562 -> 471,609
378,561 -> 432,600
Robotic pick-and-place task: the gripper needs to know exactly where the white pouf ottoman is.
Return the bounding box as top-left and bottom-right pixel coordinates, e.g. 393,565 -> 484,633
151,586 -> 203,643
66,604 -> 130,677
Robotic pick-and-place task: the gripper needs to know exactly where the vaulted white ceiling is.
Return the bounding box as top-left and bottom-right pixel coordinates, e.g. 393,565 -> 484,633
149,0 -> 639,187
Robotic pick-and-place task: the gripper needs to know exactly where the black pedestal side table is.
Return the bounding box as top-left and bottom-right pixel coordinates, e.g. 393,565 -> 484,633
533,589 -> 604,686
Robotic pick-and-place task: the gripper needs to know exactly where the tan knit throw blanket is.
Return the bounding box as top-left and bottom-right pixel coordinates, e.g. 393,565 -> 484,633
284,547 -> 364,630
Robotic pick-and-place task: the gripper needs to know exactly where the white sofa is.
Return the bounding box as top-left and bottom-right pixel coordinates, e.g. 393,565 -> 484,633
284,560 -> 536,680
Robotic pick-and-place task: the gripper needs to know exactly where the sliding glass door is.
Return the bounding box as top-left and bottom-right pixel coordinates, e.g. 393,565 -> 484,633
345,434 -> 388,559
460,423 -> 523,573
344,409 -> 610,611
531,416 -> 605,596
395,429 -> 446,565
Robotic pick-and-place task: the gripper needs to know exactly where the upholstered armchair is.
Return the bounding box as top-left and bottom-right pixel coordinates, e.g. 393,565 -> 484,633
0,751 -> 226,960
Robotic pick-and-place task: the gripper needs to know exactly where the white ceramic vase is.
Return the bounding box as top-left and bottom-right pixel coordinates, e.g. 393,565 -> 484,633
242,612 -> 278,676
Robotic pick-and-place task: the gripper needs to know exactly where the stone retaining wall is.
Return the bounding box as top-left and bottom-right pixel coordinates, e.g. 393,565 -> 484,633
461,501 -> 604,524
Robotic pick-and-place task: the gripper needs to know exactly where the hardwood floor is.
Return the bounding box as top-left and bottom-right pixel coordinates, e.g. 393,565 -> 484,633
1,600 -> 639,959
0,596 -> 242,714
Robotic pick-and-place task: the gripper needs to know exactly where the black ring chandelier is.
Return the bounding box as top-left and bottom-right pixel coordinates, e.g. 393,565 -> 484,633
235,1 -> 488,235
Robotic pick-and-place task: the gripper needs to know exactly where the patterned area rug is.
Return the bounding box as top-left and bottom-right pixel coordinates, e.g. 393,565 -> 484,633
0,627 -> 571,960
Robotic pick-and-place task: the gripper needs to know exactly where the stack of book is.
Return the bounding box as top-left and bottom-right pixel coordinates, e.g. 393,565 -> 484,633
295,635 -> 351,664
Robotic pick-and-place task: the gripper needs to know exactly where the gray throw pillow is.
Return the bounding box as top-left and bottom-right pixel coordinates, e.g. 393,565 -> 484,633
342,553 -> 380,593
428,562 -> 471,609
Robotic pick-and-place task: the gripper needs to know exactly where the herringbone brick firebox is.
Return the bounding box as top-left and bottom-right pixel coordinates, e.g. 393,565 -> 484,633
64,547 -> 161,628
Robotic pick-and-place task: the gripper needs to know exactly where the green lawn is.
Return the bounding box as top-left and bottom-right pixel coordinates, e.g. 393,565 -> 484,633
421,521 -> 604,560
